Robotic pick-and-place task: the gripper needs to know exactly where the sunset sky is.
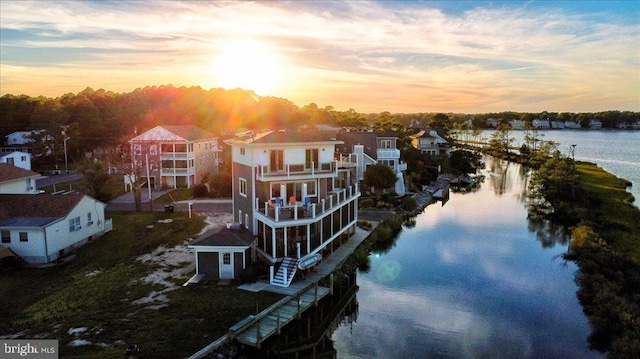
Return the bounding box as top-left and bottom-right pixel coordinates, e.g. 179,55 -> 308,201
1,0 -> 638,113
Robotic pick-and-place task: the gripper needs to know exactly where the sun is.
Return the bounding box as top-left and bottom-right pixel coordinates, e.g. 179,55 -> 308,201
211,40 -> 281,95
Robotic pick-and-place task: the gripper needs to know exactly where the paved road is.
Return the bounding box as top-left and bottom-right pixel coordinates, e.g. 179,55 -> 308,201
106,189 -> 232,213
36,172 -> 85,189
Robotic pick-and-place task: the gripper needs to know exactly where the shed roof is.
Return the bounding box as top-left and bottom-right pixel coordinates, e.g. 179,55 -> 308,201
191,227 -> 255,248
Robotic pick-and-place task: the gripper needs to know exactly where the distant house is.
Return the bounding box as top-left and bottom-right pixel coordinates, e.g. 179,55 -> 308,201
0,163 -> 40,194
336,131 -> 407,195
410,128 -> 450,156
1,130 -> 53,157
128,125 -> 220,189
550,121 -> 565,129
564,121 -> 581,129
532,119 -> 551,129
0,151 -> 31,171
589,120 -> 602,129
188,226 -> 256,280
0,193 -> 112,264
486,118 -> 500,128
510,120 -> 525,129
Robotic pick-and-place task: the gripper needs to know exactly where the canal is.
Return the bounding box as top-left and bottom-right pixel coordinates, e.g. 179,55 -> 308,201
330,157 -> 601,358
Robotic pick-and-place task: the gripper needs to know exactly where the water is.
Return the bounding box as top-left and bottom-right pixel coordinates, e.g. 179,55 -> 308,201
332,157 -> 601,358
481,129 -> 640,206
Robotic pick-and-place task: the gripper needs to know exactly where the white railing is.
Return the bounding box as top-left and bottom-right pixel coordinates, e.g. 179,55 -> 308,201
255,183 -> 360,223
160,168 -> 194,175
377,148 -> 400,159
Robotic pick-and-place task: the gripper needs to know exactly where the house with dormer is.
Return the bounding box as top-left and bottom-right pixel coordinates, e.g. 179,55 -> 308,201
190,129 -> 360,286
128,125 -> 220,189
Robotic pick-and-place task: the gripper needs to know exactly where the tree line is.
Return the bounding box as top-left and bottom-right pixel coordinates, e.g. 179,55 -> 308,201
1,85 -> 638,169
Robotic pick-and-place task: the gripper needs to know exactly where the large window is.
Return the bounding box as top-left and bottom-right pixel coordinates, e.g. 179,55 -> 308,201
69,216 -> 81,232
19,232 -> 28,242
1,230 -> 10,243
380,140 -> 392,149
305,148 -> 319,169
239,178 -> 247,197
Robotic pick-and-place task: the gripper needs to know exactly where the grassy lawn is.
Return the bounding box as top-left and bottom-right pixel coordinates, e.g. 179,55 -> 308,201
0,211 -> 282,358
577,162 -> 640,263
39,174 -> 126,201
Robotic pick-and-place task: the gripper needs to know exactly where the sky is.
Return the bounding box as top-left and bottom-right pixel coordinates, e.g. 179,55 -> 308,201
1,0 -> 639,113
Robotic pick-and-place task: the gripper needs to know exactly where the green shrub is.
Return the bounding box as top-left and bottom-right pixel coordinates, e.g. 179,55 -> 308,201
360,198 -> 374,208
400,196 -> 417,211
192,183 -> 209,198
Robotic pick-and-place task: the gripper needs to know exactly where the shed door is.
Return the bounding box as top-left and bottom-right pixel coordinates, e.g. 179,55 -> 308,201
220,252 -> 233,279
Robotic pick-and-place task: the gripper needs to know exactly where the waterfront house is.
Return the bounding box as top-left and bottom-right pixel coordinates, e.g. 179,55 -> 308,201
128,125 -> 220,189
486,118 -> 500,128
532,119 -> 551,129
589,119 -> 603,129
0,151 -> 32,171
510,120 -> 525,129
0,163 -> 40,194
0,193 -> 112,264
410,128 -> 450,156
564,121 -> 581,129
336,131 -> 407,195
222,129 -> 360,287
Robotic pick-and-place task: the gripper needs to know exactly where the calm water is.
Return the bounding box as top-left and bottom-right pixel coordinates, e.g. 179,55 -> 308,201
485,129 -> 640,207
332,157 -> 601,358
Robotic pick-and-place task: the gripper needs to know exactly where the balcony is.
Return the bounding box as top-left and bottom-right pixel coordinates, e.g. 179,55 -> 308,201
377,148 -> 400,159
160,152 -> 192,160
160,168 -> 195,175
255,183 -> 360,224
256,155 -> 356,181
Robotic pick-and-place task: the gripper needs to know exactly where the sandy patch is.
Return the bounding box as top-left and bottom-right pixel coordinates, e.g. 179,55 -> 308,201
132,212 -> 233,309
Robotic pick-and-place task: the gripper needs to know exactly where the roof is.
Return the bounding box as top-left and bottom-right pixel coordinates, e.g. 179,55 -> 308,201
191,227 -> 255,248
0,163 -> 40,183
230,129 -> 342,146
336,132 -> 378,159
130,125 -> 217,143
0,194 -> 85,227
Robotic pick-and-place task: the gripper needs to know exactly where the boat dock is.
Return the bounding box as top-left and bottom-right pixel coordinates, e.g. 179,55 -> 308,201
189,225 -> 373,358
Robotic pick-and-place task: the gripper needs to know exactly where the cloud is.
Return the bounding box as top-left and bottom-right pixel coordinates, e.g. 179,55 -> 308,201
1,0 -> 638,112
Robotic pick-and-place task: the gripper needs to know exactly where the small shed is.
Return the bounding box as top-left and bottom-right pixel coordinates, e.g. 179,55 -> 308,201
188,227 -> 256,281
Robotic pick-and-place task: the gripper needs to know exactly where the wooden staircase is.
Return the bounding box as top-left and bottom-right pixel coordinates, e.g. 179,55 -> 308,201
272,257 -> 298,287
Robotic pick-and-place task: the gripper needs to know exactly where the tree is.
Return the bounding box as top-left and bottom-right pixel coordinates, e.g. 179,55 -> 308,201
430,113 -> 450,129
362,163 -> 398,199
77,159 -> 111,202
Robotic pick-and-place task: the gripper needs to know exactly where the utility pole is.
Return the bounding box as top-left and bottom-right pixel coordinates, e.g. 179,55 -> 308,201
61,126 -> 70,173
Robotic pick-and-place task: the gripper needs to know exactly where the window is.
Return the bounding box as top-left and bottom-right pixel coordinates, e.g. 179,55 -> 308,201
305,148 -> 319,169
270,150 -> 284,172
87,212 -> 93,225
69,216 -> 81,232
134,144 -> 142,155
19,232 -> 28,242
223,253 -> 231,265
240,147 -> 246,155
25,178 -> 33,190
381,140 -> 392,149
1,230 -> 10,243
306,180 -> 317,197
149,145 -> 157,155
21,156 -> 27,162
239,178 -> 247,197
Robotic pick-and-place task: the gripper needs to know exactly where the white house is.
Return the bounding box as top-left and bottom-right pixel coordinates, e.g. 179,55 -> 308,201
532,119 -> 551,129
0,163 -> 40,194
410,128 -> 450,156
0,193 -> 112,264
128,125 -> 220,189
336,131 -> 407,195
589,120 -> 603,129
197,129 -> 360,287
0,151 -> 32,171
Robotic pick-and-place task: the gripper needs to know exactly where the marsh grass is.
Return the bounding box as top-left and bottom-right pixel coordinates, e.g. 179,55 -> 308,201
576,162 -> 640,263
0,210 -> 282,358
